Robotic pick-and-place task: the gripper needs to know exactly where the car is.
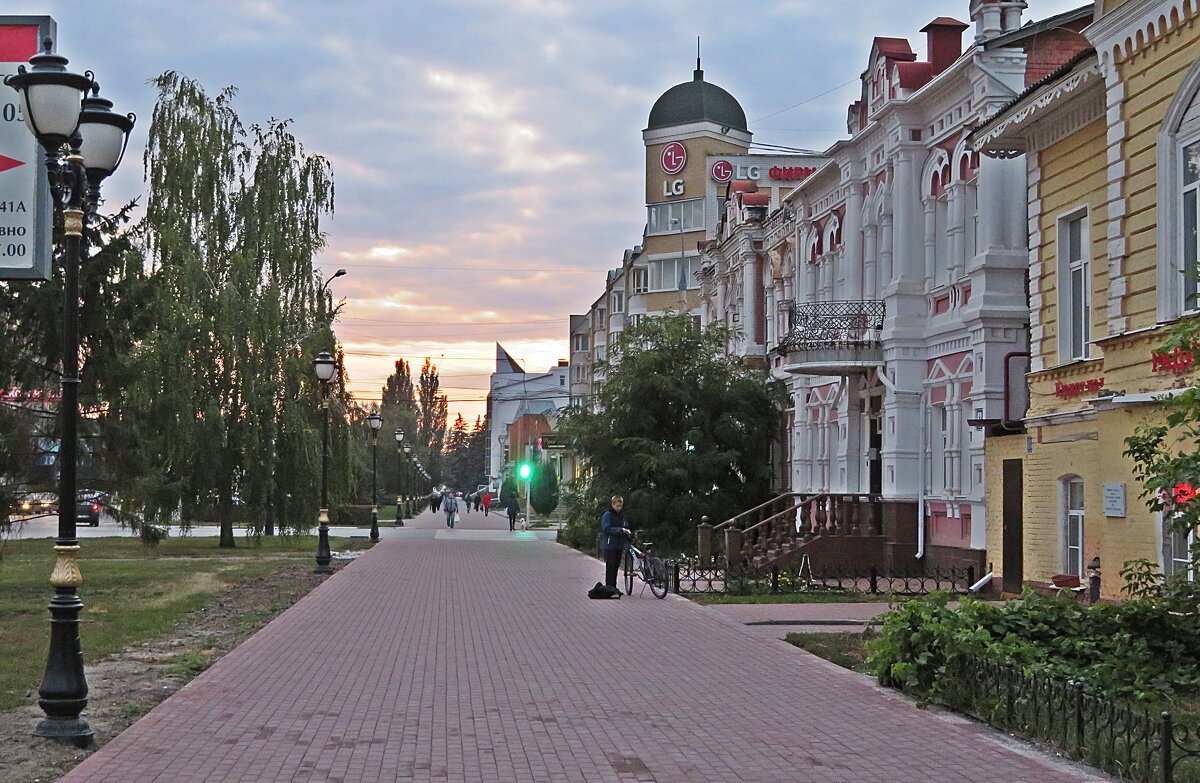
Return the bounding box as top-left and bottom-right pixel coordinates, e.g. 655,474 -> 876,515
16,492 -> 57,518
76,498 -> 102,526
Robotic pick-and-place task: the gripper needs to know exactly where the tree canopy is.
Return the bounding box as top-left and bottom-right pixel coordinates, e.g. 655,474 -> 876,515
558,313 -> 784,551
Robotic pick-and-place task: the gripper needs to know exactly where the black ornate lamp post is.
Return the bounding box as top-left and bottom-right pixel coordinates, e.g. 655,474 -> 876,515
7,41 -> 134,747
403,445 -> 414,516
313,351 -> 337,573
394,429 -> 405,526
367,410 -> 382,543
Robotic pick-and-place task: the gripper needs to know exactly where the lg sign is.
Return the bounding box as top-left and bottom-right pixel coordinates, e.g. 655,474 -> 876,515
709,160 -> 819,183
660,142 -> 687,175
711,160 -> 734,183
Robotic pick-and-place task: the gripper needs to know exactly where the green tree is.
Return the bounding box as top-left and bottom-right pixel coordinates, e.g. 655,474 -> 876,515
530,452 -> 559,515
379,359 -> 419,500
417,358 -> 448,481
499,462 -> 520,505
558,314 -> 784,551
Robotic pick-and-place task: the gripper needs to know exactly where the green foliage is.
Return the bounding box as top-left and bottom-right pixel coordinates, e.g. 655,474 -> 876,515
558,314 -> 784,552
866,589 -> 1200,705
499,463 -> 520,505
417,358 -> 448,482
530,455 -> 559,515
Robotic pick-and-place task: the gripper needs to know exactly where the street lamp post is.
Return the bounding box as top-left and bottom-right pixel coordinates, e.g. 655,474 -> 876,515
367,410 -> 382,544
403,445 -> 413,516
394,429 -> 405,526
7,41 -> 134,747
313,352 -> 337,573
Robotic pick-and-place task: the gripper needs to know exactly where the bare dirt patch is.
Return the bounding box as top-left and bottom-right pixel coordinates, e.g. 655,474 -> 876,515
0,561 -> 343,783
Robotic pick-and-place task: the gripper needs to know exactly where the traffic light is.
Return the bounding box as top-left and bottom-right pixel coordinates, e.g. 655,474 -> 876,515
518,462 -> 532,480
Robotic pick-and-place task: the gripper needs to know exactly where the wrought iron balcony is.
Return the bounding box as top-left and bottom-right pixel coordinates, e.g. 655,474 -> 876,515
780,300 -> 885,375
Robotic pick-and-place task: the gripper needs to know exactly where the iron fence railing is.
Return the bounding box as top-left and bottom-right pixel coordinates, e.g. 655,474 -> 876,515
671,557 -> 975,597
940,654 -> 1200,782
779,300 -> 885,351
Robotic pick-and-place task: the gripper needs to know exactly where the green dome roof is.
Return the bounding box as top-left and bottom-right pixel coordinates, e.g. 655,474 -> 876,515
647,67 -> 748,133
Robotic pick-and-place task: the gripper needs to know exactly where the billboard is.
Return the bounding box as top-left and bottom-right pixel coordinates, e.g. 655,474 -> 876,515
0,16 -> 56,281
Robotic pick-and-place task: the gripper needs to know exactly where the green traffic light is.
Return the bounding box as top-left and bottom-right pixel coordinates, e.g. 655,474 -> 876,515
518,463 -> 531,479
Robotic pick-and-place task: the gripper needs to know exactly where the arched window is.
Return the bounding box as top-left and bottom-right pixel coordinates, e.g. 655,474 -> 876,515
1062,477 -> 1085,577
1157,57 -> 1200,320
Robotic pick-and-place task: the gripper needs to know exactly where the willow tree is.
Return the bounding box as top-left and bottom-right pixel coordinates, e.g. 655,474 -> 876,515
114,72 -> 335,546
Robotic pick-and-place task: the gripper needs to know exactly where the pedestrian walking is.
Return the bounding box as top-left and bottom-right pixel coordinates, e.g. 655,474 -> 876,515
505,495 -> 520,531
443,492 -> 459,529
482,491 -> 492,516
459,491 -> 469,515
599,496 -> 631,592
473,493 -> 481,512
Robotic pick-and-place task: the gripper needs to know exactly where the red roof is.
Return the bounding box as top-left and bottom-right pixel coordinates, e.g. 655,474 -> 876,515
921,17 -> 968,31
873,37 -> 916,61
730,180 -> 758,193
742,193 -> 771,207
895,61 -> 934,89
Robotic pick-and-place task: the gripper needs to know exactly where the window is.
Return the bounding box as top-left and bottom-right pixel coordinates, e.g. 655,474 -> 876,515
1064,478 -> 1085,577
631,267 -> 649,294
594,345 -> 605,362
647,199 -> 704,235
690,315 -> 702,333
1184,140 -> 1199,311
648,256 -> 702,291
1164,516 -> 1195,580
611,291 -> 624,313
559,376 -> 565,386
1058,211 -> 1090,361
572,333 -> 589,352
609,331 -> 620,347
628,314 -> 643,329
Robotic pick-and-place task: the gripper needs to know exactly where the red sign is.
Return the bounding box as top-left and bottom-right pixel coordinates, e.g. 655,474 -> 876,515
1055,377 -> 1104,398
1151,346 -> 1195,373
660,142 -> 687,175
711,159 -> 733,183
768,165 -> 818,181
0,155 -> 24,174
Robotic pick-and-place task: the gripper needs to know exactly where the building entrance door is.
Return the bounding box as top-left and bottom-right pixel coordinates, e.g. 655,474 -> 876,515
1002,458 -> 1024,594
868,396 -> 883,495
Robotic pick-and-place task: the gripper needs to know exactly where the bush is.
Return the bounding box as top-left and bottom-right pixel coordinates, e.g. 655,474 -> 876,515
867,588 -> 1200,705
530,462 -> 559,515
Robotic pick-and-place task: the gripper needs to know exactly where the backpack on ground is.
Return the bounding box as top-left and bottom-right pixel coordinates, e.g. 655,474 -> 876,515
588,582 -> 620,599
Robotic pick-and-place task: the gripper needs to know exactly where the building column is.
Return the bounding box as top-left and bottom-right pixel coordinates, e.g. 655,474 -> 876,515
892,149 -> 920,285
864,223 -> 879,301
947,182 -> 966,282
879,212 -> 894,288
845,183 -> 864,300
923,198 -> 936,285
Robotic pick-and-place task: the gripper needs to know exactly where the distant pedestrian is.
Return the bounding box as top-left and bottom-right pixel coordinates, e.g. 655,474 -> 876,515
482,491 -> 492,516
599,496 -> 631,592
473,493 -> 482,512
459,492 -> 469,515
506,495 -> 520,531
443,493 -> 458,529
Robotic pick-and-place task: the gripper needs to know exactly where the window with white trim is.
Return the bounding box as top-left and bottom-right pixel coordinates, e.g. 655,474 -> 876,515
1058,210 -> 1090,361
1164,514 -> 1195,580
631,267 -> 649,294
648,256 -> 702,291
571,333 -> 589,352
1157,61 -> 1200,321
1064,477 -> 1085,577
1184,139 -> 1199,312
611,291 -> 624,313
647,199 -> 704,235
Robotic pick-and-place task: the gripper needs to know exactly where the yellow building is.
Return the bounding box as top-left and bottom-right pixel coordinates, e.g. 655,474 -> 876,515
970,0 -> 1200,599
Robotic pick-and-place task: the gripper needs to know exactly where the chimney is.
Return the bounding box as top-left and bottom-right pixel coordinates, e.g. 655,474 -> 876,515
971,0 -> 1027,42
1001,1 -> 1027,33
921,17 -> 969,75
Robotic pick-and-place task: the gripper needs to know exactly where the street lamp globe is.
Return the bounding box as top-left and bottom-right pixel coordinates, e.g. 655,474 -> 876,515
394,428 -> 404,445
3,41 -> 92,151
367,411 -> 382,433
313,351 -> 337,384
77,85 -> 134,180
403,445 -> 412,455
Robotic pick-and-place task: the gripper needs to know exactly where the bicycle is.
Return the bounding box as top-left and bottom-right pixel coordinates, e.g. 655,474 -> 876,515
623,534 -> 669,599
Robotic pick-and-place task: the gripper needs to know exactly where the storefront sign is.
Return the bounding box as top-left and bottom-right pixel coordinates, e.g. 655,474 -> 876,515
767,165 -> 818,181
709,160 -> 818,183
1103,483 -> 1126,518
661,178 -> 684,196
0,17 -> 55,281
660,142 -> 687,175
1151,346 -> 1195,373
711,159 -> 733,183
1054,377 -> 1104,398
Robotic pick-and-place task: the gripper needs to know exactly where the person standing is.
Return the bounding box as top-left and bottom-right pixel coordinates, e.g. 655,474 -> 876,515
505,494 -> 520,531
443,492 -> 458,529
482,490 -> 492,516
599,496 -> 630,592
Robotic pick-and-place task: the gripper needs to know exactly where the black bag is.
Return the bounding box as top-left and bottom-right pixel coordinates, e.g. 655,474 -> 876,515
588,581 -> 620,599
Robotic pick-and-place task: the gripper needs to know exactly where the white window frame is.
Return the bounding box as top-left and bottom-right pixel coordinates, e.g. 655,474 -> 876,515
1056,208 -> 1090,362
1157,57 -> 1200,322
611,291 -> 624,314
1163,513 -> 1195,581
1063,477 -> 1085,578
647,198 -> 704,236
571,333 -> 589,352
1182,137 -> 1200,313
631,267 -> 649,294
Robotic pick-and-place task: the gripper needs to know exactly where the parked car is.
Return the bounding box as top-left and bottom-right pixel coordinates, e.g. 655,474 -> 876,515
16,493 -> 57,518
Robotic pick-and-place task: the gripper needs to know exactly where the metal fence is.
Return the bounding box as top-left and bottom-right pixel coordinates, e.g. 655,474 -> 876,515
671,557 -> 976,597
941,654 -> 1200,782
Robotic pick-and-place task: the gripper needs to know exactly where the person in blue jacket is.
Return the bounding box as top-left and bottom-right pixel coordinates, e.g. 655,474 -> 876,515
599,495 -> 631,590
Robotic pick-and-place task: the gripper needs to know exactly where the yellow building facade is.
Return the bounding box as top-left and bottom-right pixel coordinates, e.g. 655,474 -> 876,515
971,0 -> 1200,599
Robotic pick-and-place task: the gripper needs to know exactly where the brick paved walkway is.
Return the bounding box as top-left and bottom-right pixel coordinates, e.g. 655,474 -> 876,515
60,509 -> 1105,782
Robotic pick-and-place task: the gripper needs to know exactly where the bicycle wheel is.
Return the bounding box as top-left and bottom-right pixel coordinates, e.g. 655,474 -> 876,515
623,550 -> 634,595
648,557 -> 669,599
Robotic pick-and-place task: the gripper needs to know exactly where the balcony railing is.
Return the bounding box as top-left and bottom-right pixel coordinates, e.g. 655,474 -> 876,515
779,300 -> 885,351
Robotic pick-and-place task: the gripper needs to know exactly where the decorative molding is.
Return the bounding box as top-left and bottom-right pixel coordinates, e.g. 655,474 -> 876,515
1087,0 -> 1197,67
971,61 -> 1103,156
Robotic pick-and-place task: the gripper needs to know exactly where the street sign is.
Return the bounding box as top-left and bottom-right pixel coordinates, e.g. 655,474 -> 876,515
660,141 -> 686,175
0,16 -> 56,281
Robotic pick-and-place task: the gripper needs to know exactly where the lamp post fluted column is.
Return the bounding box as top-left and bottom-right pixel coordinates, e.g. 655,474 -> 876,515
7,42 -> 134,747
367,411 -> 382,543
313,352 -> 337,574
394,429 -> 405,526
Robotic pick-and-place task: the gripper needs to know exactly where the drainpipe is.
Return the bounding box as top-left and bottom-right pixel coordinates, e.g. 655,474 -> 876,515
875,368 -> 927,559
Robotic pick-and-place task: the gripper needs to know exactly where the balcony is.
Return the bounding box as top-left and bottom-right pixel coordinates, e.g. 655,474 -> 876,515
779,300 -> 885,375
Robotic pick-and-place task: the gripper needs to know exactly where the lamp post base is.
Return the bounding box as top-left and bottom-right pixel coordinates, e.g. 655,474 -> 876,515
34,716 -> 93,748
369,506 -> 380,544
395,502 -> 404,527
314,508 -> 332,574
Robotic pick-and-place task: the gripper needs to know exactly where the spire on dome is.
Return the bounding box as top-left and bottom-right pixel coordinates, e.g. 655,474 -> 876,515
695,36 -> 702,81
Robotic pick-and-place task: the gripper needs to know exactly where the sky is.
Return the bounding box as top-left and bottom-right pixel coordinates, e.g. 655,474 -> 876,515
11,0 -> 1085,422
